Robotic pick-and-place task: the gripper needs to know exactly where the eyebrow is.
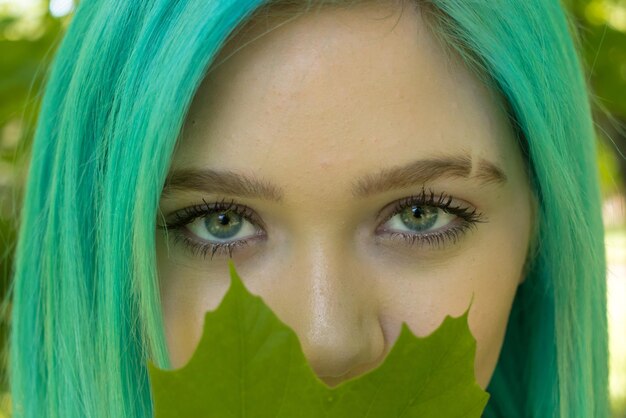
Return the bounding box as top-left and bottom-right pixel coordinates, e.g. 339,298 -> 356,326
161,154 -> 507,202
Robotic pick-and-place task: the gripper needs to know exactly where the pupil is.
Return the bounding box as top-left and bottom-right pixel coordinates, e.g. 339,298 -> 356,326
412,206 -> 425,218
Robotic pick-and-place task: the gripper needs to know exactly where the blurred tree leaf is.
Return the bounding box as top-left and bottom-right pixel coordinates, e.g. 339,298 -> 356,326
0,11 -> 66,152
563,0 -> 626,196
0,1 -> 72,394
583,26 -> 626,118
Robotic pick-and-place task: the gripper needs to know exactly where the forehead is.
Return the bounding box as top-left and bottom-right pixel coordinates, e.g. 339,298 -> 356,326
172,2 -> 520,198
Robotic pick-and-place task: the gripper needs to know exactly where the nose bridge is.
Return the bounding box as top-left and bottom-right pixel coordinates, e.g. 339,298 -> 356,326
285,230 -> 385,380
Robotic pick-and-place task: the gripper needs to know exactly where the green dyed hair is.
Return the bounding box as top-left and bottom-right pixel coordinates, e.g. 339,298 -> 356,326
7,0 -> 609,416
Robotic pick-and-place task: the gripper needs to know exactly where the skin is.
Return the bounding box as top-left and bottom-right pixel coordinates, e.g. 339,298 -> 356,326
156,1 -> 535,389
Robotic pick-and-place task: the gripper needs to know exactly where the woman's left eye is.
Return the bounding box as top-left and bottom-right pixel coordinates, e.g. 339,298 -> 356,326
376,190 -> 486,250
160,188 -> 487,260
383,205 -> 455,234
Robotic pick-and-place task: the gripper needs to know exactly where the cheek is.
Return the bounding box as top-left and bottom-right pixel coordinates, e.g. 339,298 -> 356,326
468,228 -> 529,388
374,237 -> 526,390
467,268 -> 520,389
156,236 -> 231,368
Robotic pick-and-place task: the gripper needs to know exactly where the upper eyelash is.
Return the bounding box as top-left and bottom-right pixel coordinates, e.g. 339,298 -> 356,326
380,186 -> 485,225
160,197 -> 259,229
159,187 -> 487,259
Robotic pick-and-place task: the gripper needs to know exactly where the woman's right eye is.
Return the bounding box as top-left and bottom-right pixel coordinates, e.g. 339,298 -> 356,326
158,198 -> 266,259
185,208 -> 260,242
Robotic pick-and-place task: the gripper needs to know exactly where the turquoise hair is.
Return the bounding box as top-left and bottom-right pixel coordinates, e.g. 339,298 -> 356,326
7,0 -> 608,416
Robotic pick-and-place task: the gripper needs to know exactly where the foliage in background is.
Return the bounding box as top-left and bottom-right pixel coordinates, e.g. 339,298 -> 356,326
0,0 -> 71,394
565,0 -> 626,197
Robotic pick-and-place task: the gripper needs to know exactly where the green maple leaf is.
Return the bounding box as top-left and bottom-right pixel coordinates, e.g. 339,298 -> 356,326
147,259 -> 489,417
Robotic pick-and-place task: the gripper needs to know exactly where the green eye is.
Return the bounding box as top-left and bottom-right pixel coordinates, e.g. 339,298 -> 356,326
203,211 -> 244,239
399,205 -> 439,231
387,204 -> 455,235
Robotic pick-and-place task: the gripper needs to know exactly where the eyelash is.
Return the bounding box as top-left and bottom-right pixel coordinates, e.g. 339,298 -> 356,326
158,187 -> 487,260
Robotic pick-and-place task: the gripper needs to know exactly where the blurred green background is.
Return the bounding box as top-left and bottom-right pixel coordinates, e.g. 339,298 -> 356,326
0,0 -> 625,416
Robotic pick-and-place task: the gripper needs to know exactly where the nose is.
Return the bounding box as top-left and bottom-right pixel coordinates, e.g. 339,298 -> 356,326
273,237 -> 387,387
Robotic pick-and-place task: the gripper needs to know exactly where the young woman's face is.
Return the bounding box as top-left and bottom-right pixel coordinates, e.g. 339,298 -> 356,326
156,2 -> 535,389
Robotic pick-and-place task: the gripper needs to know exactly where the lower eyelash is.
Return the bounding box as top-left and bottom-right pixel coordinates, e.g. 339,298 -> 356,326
383,220 -> 480,250
169,229 -> 253,260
